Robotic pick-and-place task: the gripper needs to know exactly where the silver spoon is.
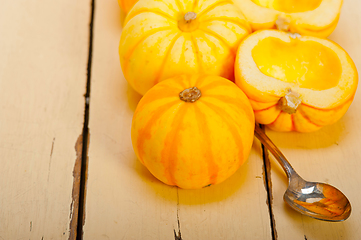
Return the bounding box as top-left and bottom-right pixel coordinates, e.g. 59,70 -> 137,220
254,124 -> 351,221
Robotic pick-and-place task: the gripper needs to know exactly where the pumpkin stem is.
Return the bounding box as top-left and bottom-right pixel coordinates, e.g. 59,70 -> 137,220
178,12 -> 199,32
184,12 -> 197,22
179,87 -> 202,103
275,15 -> 291,32
278,89 -> 301,114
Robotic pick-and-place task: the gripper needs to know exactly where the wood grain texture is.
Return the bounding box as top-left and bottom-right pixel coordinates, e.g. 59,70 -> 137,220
266,0 -> 361,239
82,0 -> 272,239
0,0 -> 91,239
4,0 -> 355,238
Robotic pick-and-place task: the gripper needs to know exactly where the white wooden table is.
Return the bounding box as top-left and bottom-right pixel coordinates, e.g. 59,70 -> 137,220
1,0 -> 360,239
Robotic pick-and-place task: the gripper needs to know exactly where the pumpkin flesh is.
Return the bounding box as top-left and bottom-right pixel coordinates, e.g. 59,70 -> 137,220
252,37 -> 342,90
251,0 -> 323,13
132,75 -> 255,189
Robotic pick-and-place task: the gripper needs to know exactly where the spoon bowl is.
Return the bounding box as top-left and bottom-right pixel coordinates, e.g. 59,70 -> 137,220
254,124 -> 351,222
284,175 -> 351,221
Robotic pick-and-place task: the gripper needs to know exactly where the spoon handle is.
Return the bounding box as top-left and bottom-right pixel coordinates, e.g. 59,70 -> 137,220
254,124 -> 296,179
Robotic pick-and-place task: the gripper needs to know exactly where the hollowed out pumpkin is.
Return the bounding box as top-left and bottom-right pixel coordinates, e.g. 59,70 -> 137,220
131,75 -> 255,189
235,30 -> 358,132
233,0 -> 343,38
119,0 -> 251,95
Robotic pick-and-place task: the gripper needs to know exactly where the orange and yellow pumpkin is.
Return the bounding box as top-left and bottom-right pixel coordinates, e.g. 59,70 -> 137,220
117,0 -> 138,14
119,0 -> 251,95
235,30 -> 358,132
131,75 -> 255,189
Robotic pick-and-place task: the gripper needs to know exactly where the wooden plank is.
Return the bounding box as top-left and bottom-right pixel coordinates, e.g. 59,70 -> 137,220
0,0 -> 91,239
265,0 -> 361,239
83,0 -> 272,239
176,140 -> 272,240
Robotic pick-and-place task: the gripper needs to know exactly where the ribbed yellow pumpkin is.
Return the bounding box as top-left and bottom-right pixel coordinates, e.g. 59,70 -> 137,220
131,75 -> 255,189
119,0 -> 251,95
117,0 -> 138,14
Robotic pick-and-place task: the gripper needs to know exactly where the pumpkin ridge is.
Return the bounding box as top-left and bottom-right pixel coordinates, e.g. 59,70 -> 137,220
198,80 -> 229,92
205,95 -> 254,123
154,32 -> 183,85
199,28 -> 235,56
198,31 -> 235,64
268,110 -> 282,125
253,104 -> 278,112
249,99 -> 279,111
162,78 -> 188,91
250,98 -> 279,104
245,93 -> 280,103
123,27 -> 173,59
126,9 -> 177,23
189,34 -> 203,73
178,39 -> 188,78
122,27 -> 173,78
136,100 -> 180,163
291,114 -> 296,131
193,74 -> 210,88
176,75 -> 191,89
137,91 -> 178,109
192,0 -> 199,12
200,101 -> 245,167
194,104 -> 219,185
297,108 -> 323,127
174,0 -> 184,14
160,104 -> 189,186
197,0 -> 233,20
201,17 -> 252,33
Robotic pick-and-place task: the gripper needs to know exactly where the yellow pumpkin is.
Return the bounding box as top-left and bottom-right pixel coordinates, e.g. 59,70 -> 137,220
117,0 -> 138,14
233,0 -> 343,38
119,0 -> 251,95
235,30 -> 358,132
131,75 -> 255,189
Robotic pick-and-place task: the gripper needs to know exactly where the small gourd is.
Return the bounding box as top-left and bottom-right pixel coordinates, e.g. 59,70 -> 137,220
119,0 -> 251,95
132,75 -> 255,189
234,30 -> 358,132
